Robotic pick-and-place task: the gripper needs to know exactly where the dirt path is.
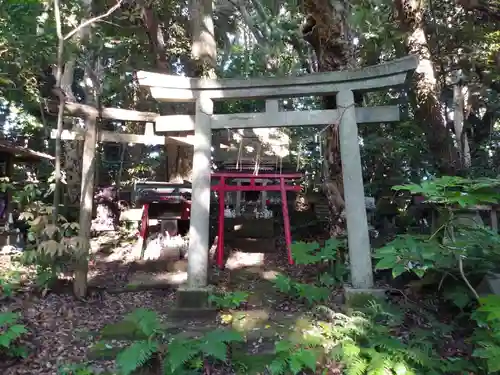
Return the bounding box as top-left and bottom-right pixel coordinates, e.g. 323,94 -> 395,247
1,231 -> 321,375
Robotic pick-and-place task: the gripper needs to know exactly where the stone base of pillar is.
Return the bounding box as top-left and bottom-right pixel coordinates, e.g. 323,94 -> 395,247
171,286 -> 217,319
343,286 -> 387,308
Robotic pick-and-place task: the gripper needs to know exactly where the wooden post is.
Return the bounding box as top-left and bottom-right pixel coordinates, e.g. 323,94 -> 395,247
217,177 -> 225,267
74,113 -> 98,298
187,94 -> 213,288
235,180 -> 241,213
261,180 -> 268,210
337,90 -> 373,289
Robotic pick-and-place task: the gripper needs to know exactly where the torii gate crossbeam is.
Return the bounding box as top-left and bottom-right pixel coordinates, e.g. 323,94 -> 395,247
137,56 -> 418,296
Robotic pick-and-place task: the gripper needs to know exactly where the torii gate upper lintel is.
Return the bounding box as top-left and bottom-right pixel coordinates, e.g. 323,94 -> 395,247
137,56 -> 419,291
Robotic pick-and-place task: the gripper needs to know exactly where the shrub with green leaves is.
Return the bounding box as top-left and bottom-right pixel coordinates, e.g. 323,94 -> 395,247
273,274 -> 330,305
93,308 -> 245,375
374,176 -> 500,309
208,291 -> 249,309
472,295 -> 500,373
0,311 -> 28,358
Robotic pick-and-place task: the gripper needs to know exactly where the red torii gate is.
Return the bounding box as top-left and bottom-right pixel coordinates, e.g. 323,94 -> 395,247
211,171 -> 302,267
136,171 -> 302,267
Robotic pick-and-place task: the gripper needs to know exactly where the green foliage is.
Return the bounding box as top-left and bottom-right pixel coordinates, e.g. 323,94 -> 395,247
274,239 -> 346,305
165,329 -> 244,374
0,180 -> 84,291
272,274 -> 330,305
96,308 -> 164,375
0,277 -> 15,298
95,308 -> 245,375
0,311 -> 28,359
292,238 -> 344,265
320,301 -> 474,375
393,176 -> 500,207
375,177 -> 500,310
208,291 -> 249,309
373,234 -> 448,278
472,295 -> 500,372
58,363 -> 96,375
268,340 -> 319,375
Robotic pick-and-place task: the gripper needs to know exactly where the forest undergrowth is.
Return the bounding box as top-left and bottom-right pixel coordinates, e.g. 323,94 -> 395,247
2,176 -> 500,374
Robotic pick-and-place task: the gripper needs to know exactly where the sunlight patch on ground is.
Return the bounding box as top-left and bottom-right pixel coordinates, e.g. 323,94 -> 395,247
260,270 -> 281,280
225,251 -> 265,270
127,271 -> 188,288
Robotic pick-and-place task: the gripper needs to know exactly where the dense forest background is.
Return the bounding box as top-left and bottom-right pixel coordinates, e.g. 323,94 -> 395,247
1,0 -> 498,197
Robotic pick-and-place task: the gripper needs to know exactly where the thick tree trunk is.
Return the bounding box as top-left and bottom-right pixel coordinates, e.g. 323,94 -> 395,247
301,0 -> 353,237
394,0 -> 460,174
139,2 -> 193,181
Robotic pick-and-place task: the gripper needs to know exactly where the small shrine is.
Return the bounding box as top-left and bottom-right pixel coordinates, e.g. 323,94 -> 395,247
212,127 -> 295,218
0,139 -> 54,250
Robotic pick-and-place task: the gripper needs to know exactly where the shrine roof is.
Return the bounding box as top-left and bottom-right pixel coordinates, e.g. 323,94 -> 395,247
0,140 -> 54,161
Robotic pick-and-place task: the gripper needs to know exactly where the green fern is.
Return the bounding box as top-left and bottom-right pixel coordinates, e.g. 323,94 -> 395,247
165,338 -> 200,374
116,340 -> 159,375
344,357 -> 368,375
165,329 -> 244,374
267,340 -> 319,375
311,301 -> 450,375
124,308 -> 163,337
95,309 -> 164,375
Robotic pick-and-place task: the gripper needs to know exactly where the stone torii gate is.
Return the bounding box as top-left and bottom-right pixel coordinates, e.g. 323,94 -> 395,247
49,104 -> 196,205
137,56 -> 418,308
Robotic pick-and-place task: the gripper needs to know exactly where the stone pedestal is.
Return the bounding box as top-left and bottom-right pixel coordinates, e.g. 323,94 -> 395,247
172,286 -> 217,319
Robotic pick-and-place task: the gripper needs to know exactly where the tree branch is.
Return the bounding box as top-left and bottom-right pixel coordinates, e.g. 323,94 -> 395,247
64,0 -> 124,41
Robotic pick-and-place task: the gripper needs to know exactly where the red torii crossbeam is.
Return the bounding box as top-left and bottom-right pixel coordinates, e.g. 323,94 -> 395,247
211,172 -> 302,268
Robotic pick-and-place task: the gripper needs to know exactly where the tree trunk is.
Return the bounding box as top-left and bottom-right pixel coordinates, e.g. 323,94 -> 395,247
139,2 -> 194,180
394,0 -> 459,174
73,0 -> 97,298
301,0 -> 353,237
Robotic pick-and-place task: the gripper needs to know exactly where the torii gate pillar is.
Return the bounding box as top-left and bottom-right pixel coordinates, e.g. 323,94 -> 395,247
337,90 -> 373,288
186,95 -> 213,288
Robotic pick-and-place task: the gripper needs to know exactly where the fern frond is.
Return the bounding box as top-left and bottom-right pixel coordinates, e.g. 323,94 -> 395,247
268,354 -> 288,375
116,340 -> 158,375
125,308 -> 162,337
202,328 -> 244,344
345,357 -> 368,375
341,341 -> 361,360
165,339 -> 199,373
366,352 -> 389,375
